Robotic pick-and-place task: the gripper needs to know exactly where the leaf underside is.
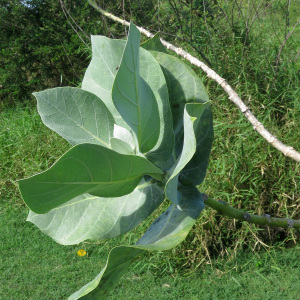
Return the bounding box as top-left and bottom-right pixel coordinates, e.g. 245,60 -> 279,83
27,179 -> 165,245
34,87 -> 115,147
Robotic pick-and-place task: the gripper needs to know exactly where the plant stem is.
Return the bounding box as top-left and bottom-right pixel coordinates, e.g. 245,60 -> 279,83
202,194 -> 300,229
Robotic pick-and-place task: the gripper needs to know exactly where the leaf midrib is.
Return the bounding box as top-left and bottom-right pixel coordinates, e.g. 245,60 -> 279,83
131,37 -> 142,144
29,175 -> 144,185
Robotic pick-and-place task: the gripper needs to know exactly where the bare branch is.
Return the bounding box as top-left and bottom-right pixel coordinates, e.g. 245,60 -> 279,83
60,0 -> 90,40
271,16 -> 300,90
88,0 -> 300,163
59,0 -> 90,48
203,194 -> 300,229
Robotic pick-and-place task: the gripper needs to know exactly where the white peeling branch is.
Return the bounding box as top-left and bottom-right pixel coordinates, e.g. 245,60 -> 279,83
88,0 -> 300,162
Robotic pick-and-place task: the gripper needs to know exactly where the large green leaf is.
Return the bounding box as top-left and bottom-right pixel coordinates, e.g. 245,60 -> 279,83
141,33 -> 167,53
164,105 -> 195,204
82,33 -> 174,168
33,87 -> 115,147
27,179 -> 165,245
149,50 -> 209,155
69,186 -> 204,299
112,23 -> 160,153
139,44 -> 174,169
18,144 -> 163,214
165,103 -> 210,204
181,103 -> 214,186
81,37 -> 125,126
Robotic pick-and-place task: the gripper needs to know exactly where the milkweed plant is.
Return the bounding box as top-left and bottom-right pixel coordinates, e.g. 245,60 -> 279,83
18,23 -> 214,299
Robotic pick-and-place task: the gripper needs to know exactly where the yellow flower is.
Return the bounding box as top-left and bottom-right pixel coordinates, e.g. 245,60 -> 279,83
77,249 -> 87,257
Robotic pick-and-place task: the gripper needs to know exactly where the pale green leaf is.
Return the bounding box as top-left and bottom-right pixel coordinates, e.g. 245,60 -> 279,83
113,124 -> 136,151
82,37 -> 125,126
181,103 -> 214,186
141,33 -> 167,53
27,179 -> 165,245
110,138 -> 134,155
148,50 -> 213,185
34,87 -> 115,147
165,104 -> 196,204
18,144 -> 163,214
139,45 -> 174,169
68,187 -> 204,299
112,23 -> 160,153
165,103 -> 211,204
82,33 -> 174,167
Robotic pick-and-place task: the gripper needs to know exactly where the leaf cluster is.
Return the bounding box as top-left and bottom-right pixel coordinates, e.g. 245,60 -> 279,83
18,23 -> 214,298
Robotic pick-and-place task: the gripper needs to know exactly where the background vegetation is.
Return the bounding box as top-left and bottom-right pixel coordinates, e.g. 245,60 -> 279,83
1,0 -> 299,298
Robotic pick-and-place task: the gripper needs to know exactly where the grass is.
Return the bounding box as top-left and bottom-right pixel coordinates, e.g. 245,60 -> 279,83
109,247 -> 300,300
1,206 -> 299,299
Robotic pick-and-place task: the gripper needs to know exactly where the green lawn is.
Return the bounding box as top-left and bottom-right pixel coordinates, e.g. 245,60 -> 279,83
1,205 -> 299,299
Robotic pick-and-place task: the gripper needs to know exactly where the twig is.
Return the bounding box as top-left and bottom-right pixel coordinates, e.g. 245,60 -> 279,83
244,0 -> 275,48
271,16 -> 300,90
286,0 -> 291,38
88,0 -> 300,163
203,0 -> 217,69
60,0 -> 90,40
167,0 -> 183,35
59,0 -> 90,49
202,194 -> 300,229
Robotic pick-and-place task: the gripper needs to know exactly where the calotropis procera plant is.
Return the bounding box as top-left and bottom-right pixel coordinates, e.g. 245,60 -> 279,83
18,23 -> 213,299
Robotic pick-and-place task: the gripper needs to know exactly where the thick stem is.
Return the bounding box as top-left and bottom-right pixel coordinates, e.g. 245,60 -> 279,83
202,194 -> 300,229
88,0 -> 300,163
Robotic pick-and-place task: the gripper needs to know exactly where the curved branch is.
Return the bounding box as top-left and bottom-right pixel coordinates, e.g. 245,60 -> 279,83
88,0 -> 300,163
203,194 -> 300,229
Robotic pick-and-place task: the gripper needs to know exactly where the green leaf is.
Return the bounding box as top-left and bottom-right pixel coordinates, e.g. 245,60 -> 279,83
147,50 -> 213,186
165,103 -> 210,204
113,124 -> 137,151
18,144 -> 163,214
27,179 -> 165,245
110,138 -> 134,155
34,87 -> 115,147
82,33 -> 174,167
112,22 -> 160,153
149,51 -> 209,155
68,187 -> 204,299
141,33 -> 167,53
139,51 -> 174,169
181,103 -> 214,186
82,37 -> 125,126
